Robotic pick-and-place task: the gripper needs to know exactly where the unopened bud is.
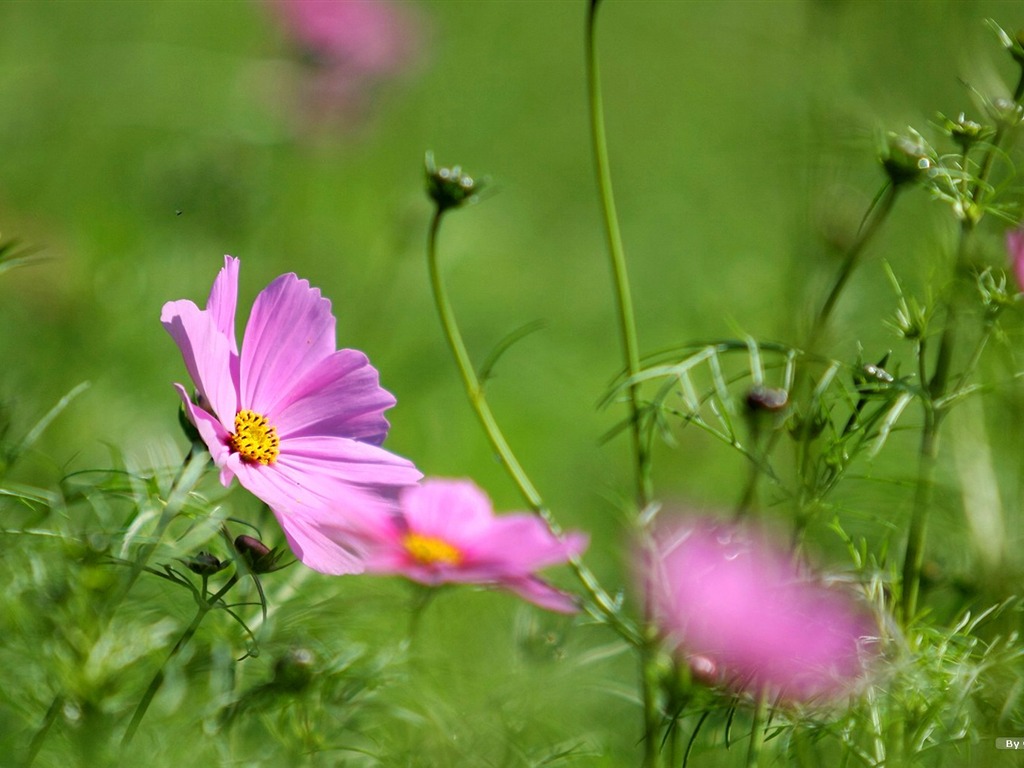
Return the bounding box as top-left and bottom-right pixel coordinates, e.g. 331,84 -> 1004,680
234,535 -> 287,574
881,133 -> 932,187
178,403 -> 202,446
987,98 -> 1024,129
687,654 -> 721,687
939,112 -> 993,152
185,551 -> 225,576
425,152 -> 484,212
1012,29 -> 1024,66
273,647 -> 316,691
745,386 -> 788,413
853,360 -> 894,389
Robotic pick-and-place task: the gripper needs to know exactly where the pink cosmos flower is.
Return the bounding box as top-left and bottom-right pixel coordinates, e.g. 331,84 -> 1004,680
642,518 -> 876,702
353,478 -> 588,613
267,0 -> 423,126
162,255 -> 421,574
1007,228 -> 1024,292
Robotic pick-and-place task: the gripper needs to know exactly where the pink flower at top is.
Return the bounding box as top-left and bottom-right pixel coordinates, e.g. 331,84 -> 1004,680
354,478 -> 588,613
1007,228 -> 1024,292
642,518 -> 877,702
162,255 -> 421,575
267,0 -> 423,125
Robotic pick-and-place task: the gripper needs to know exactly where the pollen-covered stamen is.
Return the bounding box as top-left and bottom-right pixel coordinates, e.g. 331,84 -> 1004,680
403,533 -> 462,566
230,409 -> 280,465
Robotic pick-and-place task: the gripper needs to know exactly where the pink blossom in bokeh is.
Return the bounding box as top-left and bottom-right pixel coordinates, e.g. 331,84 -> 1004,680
267,0 -> 423,126
1006,228 -> 1024,292
641,518 -> 877,702
162,256 -> 421,575
353,478 -> 588,613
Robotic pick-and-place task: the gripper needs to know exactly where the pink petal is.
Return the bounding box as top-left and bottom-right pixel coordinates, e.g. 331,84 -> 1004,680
399,479 -> 495,544
1008,229 -> 1024,292
467,515 -> 588,571
240,272 -> 337,416
233,455 -> 403,536
174,384 -> 233,472
206,255 -> 240,354
269,507 -> 366,575
504,577 -> 580,614
271,348 -> 395,445
277,435 -> 422,489
162,303 -> 238,428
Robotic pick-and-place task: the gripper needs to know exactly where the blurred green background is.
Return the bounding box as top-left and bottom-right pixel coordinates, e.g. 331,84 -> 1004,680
2,0 -> 1024,765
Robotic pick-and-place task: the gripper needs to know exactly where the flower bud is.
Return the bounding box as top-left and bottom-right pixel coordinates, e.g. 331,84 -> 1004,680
987,98 -> 1024,129
234,535 -> 288,574
881,132 -> 933,187
1011,28 -> 1024,67
425,152 -> 484,212
938,112 -> 993,152
852,357 -> 894,390
178,402 -> 202,446
745,386 -> 788,413
185,551 -> 225,576
272,647 -> 316,691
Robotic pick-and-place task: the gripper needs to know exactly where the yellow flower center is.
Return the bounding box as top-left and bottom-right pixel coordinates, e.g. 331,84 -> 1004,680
403,533 -> 462,566
230,409 -> 280,465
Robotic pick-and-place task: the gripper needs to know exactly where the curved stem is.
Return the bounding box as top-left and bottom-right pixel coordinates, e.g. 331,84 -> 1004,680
426,211 -> 543,510
586,0 -> 651,508
426,209 -> 639,646
122,573 -> 239,744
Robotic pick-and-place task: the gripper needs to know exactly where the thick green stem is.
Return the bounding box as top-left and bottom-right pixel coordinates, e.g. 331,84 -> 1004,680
425,210 -> 639,646
746,692 -> 769,768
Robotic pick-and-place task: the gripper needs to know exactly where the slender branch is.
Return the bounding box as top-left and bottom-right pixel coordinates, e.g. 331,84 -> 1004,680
425,208 -> 639,646
586,0 -> 651,508
811,182 -> 898,344
122,573 -> 240,744
585,5 -> 661,764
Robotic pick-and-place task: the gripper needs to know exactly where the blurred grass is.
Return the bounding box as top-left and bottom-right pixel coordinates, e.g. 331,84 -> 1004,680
1,0 -> 1024,765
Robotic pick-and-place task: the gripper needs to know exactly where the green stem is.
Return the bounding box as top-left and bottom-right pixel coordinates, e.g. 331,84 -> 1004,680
900,62 -> 1023,621
971,68 -> 1024,206
122,573 -> 239,744
810,182 -> 898,345
901,66 -> 1024,617
901,406 -> 939,622
586,0 -> 651,508
746,692 -> 769,768
24,447 -> 207,766
900,222 -> 963,623
585,5 -> 661,764
425,209 -> 639,646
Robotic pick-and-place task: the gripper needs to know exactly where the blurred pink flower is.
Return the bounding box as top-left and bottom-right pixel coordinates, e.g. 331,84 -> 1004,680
162,255 -> 421,574
355,478 -> 588,612
642,518 -> 876,702
268,0 -> 422,125
1007,228 -> 1024,292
